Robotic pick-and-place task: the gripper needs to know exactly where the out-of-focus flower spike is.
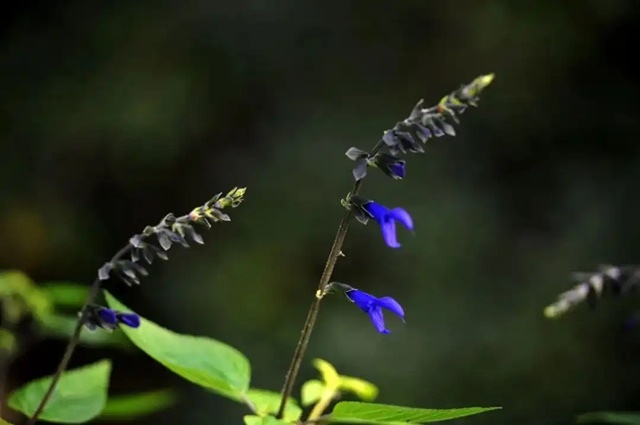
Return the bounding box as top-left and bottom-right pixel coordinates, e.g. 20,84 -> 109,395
377,73 -> 494,158
545,264 -> 640,318
108,187 -> 246,288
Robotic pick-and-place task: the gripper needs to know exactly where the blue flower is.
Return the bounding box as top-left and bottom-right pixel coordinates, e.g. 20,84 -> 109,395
83,305 -> 141,331
345,288 -> 405,334
362,201 -> 413,248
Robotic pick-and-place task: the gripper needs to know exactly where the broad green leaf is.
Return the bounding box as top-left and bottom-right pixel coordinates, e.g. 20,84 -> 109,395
338,376 -> 378,402
244,389 -> 301,421
8,360 -> 112,423
105,291 -> 251,399
100,389 -> 176,420
301,379 -> 325,406
578,412 -> 640,425
330,402 -> 501,424
243,415 -> 290,425
39,314 -> 131,348
40,282 -> 89,309
313,358 -> 340,388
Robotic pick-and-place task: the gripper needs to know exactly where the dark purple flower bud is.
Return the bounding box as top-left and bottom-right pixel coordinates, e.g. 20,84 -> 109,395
371,153 -> 406,179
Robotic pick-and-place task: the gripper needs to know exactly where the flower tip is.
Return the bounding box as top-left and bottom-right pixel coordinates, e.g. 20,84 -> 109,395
476,73 -> 495,90
117,313 -> 141,328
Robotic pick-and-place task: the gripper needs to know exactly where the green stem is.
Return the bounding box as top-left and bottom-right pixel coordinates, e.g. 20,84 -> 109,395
307,387 -> 338,421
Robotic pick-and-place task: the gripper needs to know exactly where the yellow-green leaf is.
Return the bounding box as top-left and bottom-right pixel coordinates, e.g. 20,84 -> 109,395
105,291 -> 250,399
301,379 -> 325,406
8,360 -> 112,423
338,376 -> 378,402
313,358 -> 340,389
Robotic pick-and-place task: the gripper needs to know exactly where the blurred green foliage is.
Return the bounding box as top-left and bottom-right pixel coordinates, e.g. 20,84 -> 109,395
3,1 -> 640,424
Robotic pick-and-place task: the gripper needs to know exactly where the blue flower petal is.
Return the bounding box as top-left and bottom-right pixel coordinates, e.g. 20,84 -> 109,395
362,202 -> 389,222
361,201 -> 413,248
368,306 -> 390,334
116,313 -> 141,328
389,208 -> 413,231
98,308 -> 117,325
375,296 -> 405,322
345,289 -> 377,313
381,220 -> 400,248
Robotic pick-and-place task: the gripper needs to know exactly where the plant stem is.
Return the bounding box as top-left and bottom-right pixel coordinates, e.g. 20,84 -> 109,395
277,177 -> 373,418
276,141 -> 384,419
26,245 -> 132,425
275,209 -> 354,419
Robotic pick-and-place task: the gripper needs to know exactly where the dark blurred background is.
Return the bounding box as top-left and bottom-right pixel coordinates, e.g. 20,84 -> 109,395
2,0 -> 640,424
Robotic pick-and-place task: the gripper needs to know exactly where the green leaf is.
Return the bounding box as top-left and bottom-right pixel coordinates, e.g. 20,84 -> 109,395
301,379 -> 325,406
330,402 -> 501,424
40,282 -> 89,309
100,389 -> 176,420
8,360 -> 112,423
105,291 -> 251,399
0,419 -> 15,425
578,412 -> 640,425
243,415 -> 290,425
244,389 -> 301,421
39,314 -> 131,348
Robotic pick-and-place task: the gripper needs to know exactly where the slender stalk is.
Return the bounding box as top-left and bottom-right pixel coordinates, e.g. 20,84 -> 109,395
26,245 -> 132,425
307,387 -> 337,421
276,140 -> 384,418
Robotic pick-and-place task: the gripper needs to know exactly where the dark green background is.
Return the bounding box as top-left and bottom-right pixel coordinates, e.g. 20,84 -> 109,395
2,1 -> 640,424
